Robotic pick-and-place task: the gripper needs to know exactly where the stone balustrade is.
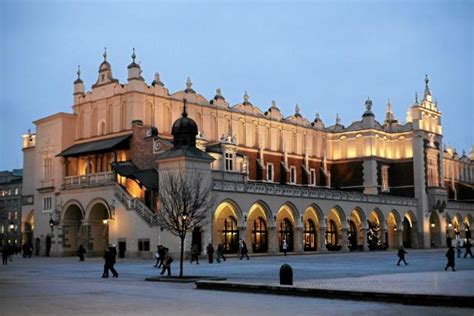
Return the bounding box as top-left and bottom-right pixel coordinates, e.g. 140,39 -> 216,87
63,171 -> 115,189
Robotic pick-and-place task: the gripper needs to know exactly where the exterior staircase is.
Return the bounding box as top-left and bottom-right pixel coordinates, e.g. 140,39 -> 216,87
114,184 -> 159,227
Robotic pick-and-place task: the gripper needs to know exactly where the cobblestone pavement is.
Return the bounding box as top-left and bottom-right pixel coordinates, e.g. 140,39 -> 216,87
1,249 -> 473,315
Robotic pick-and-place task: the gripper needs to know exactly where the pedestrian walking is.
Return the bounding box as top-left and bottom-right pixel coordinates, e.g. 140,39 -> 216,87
157,245 -> 165,268
160,248 -> 173,276
2,245 -> 9,265
154,245 -> 162,267
206,243 -> 214,264
455,239 -> 462,258
216,244 -> 226,263
396,245 -> 408,266
239,239 -> 249,260
190,244 -> 200,264
282,239 -> 288,257
102,246 -> 118,278
77,244 -> 86,262
464,239 -> 473,258
445,245 -> 456,271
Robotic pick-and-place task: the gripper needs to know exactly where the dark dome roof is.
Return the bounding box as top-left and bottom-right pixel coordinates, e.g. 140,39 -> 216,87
171,107 -> 198,147
99,61 -> 111,72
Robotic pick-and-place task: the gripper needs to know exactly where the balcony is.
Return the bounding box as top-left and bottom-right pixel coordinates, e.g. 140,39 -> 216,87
37,179 -> 55,193
63,171 -> 116,189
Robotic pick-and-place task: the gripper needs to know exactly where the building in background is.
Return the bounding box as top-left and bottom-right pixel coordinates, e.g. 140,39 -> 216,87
0,169 -> 23,247
21,50 -> 473,257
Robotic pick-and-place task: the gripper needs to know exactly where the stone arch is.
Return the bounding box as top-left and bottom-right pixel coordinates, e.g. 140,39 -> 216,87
326,205 -> 347,251
23,209 -> 35,245
62,200 -> 85,255
85,199 -> 111,255
429,211 -> 442,248
453,213 -> 463,238
276,203 -> 299,253
402,210 -> 418,248
303,204 -> 323,251
348,207 -> 366,250
247,201 -> 271,253
387,209 -> 402,249
213,199 -> 243,253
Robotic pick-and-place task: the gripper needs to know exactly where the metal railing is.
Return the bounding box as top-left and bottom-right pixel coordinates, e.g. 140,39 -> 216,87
114,184 -> 159,226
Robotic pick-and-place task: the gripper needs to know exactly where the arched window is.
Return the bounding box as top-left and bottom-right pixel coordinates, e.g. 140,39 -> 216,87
303,219 -> 316,251
222,216 -> 239,253
98,120 -> 106,136
239,121 -> 246,145
252,217 -> 267,253
279,218 -> 293,252
326,220 -> 338,246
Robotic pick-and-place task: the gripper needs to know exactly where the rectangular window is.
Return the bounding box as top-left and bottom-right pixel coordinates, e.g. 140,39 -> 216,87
290,166 -> 297,184
138,239 -> 150,252
14,188 -> 19,195
310,168 -> 316,186
43,157 -> 52,179
225,152 -> 234,171
43,197 -> 52,211
381,165 -> 389,192
14,211 -> 18,220
266,163 -> 274,182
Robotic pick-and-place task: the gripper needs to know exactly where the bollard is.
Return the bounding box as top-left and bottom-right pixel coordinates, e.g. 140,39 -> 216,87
279,263 -> 293,285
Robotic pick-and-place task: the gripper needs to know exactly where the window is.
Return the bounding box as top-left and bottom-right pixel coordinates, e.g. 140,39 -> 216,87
303,219 -> 317,251
138,239 -> 150,252
222,216 -> 239,253
43,197 -> 52,211
14,188 -> 19,195
225,152 -> 234,171
326,220 -> 338,246
279,218 -> 294,252
290,166 -> 297,184
14,211 -> 18,220
266,163 -> 274,182
252,217 -> 268,253
310,168 -> 316,186
43,157 -> 53,179
8,212 -> 11,220
381,165 -> 389,192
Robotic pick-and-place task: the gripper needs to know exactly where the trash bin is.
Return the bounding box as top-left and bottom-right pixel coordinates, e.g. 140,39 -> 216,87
280,263 -> 293,285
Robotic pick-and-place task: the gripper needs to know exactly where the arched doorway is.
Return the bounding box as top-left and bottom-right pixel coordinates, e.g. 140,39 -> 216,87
387,210 -> 401,249
403,211 -> 417,248
349,208 -> 365,251
453,214 -> 462,240
247,203 -> 270,253
303,219 -> 317,251
87,202 -> 109,255
303,205 -> 322,252
276,204 -> 297,253
278,218 -> 294,252
23,210 -> 35,246
62,203 -> 84,256
326,206 -> 345,251
464,215 -> 472,240
252,217 -> 268,253
367,210 -> 384,250
429,211 -> 442,248
213,201 -> 241,253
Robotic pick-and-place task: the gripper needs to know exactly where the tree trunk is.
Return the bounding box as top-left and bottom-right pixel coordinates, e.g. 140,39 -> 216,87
179,236 -> 185,277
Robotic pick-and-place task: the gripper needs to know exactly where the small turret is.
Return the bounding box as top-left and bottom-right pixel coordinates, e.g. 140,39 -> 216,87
384,99 -> 397,124
73,65 -> 84,104
92,47 -> 118,88
362,97 -> 376,129
184,77 -> 195,94
127,48 -> 144,81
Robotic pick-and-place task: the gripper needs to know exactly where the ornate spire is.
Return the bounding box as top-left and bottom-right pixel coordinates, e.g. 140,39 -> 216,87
363,97 -> 374,117
295,104 -> 301,116
185,77 -> 195,93
243,91 -> 251,104
315,112 -> 320,120
415,91 -> 419,105
385,99 -> 396,123
74,65 -> 83,84
152,72 -> 164,86
131,48 -> 136,63
214,88 -> 225,100
103,47 -> 107,61
424,74 -> 431,97
336,113 -> 341,125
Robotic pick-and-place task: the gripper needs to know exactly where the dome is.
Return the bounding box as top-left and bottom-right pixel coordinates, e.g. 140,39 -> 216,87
171,105 -> 198,147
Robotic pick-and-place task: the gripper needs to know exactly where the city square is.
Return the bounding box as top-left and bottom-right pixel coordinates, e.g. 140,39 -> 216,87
1,249 -> 474,315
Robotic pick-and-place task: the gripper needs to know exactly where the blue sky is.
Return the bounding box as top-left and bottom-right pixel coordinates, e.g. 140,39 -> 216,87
0,0 -> 472,170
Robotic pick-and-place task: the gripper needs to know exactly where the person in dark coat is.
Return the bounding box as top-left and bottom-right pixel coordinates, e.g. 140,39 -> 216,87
397,245 -> 408,266
445,246 -> 456,271
206,243 -> 214,264
190,244 -> 200,264
157,245 -> 166,268
77,245 -> 86,262
2,245 -> 9,265
239,239 -> 249,260
464,240 -> 473,258
160,248 -> 173,276
102,246 -> 119,278
154,245 -> 162,268
216,244 -> 226,263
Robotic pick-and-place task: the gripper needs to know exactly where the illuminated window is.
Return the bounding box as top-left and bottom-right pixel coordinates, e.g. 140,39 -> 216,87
279,218 -> 294,252
303,219 -> 317,251
326,220 -> 338,246
252,217 -> 268,253
222,216 -> 239,253
266,163 -> 274,182
381,165 -> 389,192
290,166 -> 297,184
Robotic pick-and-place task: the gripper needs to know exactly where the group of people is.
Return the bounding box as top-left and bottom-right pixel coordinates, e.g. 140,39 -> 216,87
154,245 -> 173,276
396,239 -> 473,272
102,245 -> 119,278
2,243 -> 34,265
205,243 -> 226,263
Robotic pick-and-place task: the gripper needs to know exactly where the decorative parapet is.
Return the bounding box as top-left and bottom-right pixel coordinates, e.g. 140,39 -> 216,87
212,180 -> 419,207
446,201 -> 474,212
62,171 -> 115,189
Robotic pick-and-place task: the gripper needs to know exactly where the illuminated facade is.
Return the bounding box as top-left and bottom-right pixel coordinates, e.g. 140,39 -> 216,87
21,50 -> 473,257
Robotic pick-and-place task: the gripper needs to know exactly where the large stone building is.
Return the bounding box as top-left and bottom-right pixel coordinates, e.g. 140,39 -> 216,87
0,169 -> 23,247
21,50 -> 473,257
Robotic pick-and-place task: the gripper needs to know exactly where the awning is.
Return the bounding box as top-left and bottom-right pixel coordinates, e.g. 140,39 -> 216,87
57,135 -> 131,157
111,161 -> 158,189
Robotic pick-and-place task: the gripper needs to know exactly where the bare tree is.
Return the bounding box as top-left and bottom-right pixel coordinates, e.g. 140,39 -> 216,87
156,171 -> 215,277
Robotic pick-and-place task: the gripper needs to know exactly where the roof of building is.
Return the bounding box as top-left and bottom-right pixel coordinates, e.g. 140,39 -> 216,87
155,146 -> 214,162
111,161 -> 158,189
57,135 -> 131,157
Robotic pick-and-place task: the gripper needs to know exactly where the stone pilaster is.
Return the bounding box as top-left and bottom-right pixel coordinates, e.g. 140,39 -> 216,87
268,227 -> 277,255
294,227 -> 303,254
319,226 -> 327,252
363,159 -> 378,195
361,228 -> 369,251
340,228 -> 349,251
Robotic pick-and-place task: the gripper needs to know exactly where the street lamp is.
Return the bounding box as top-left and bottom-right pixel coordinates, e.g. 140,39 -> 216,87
448,222 -> 453,228
9,222 -> 15,231
102,219 -> 109,225
430,223 -> 435,228
393,225 -> 398,232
